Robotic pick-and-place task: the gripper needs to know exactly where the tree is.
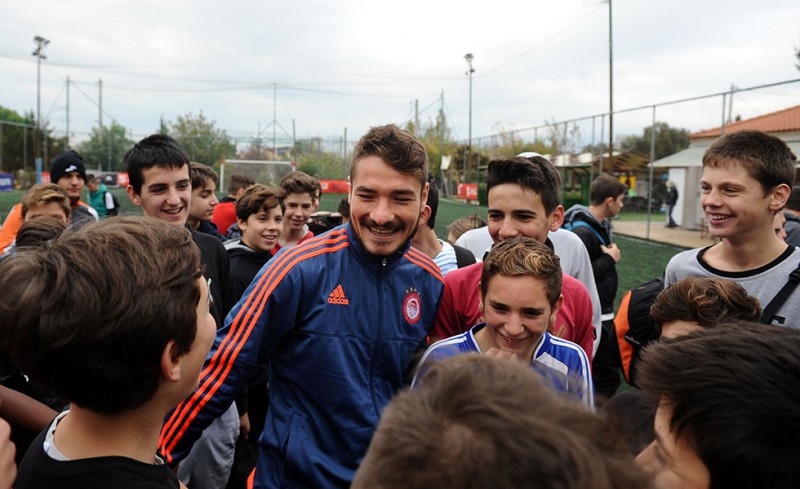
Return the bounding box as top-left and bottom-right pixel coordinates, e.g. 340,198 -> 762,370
169,111 -> 236,166
76,121 -> 135,172
0,105 -> 67,183
619,122 -> 690,161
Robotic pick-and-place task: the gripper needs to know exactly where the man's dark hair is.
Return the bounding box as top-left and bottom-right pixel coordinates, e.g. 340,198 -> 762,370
703,130 -> 796,193
425,180 -> 440,229
590,175 -> 628,205
638,322 -> 800,488
486,157 -> 561,215
786,185 -> 800,212
227,174 -> 255,196
123,134 -> 190,195
0,217 -> 203,414
338,197 -> 350,220
350,124 -> 428,190
14,215 -> 67,249
353,354 -> 652,489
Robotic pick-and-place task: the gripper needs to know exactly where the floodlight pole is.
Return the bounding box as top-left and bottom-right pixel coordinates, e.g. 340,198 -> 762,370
32,35 -> 50,163
464,53 -> 475,184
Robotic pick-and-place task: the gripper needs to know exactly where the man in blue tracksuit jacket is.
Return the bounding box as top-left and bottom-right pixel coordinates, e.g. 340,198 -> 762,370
159,124 -> 444,488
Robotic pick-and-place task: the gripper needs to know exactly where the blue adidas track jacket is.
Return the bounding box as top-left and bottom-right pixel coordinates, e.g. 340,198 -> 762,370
160,223 -> 444,488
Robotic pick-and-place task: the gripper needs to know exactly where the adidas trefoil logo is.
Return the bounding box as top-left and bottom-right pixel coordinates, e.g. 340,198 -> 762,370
327,284 -> 350,305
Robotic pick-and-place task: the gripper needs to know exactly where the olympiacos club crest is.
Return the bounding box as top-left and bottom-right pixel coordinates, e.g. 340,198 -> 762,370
403,288 -> 421,324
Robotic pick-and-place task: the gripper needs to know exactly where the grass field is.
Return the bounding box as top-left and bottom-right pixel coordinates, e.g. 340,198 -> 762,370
2,189 -> 677,307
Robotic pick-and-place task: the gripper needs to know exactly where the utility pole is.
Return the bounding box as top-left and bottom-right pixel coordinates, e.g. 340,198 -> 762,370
32,35 -> 49,172
464,53 -> 475,184
272,83 -> 277,157
607,0 -> 614,161
99,78 -> 105,168
414,99 -> 419,133
65,76 -> 70,149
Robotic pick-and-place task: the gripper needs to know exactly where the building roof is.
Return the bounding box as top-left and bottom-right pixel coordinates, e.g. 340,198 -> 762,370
690,105 -> 800,139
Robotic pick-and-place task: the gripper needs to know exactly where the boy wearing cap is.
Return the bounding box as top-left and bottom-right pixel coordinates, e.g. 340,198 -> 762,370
0,150 -> 97,249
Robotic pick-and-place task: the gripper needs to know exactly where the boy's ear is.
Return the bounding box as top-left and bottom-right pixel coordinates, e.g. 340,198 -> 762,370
161,340 -> 182,382
549,205 -> 565,231
549,294 -> 564,328
126,185 -> 143,207
768,184 -> 791,212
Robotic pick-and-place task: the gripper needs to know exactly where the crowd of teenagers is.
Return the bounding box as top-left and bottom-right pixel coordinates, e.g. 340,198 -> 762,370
0,125 -> 798,489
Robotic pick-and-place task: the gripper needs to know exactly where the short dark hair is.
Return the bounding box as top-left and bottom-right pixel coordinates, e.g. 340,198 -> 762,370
189,162 -> 219,189
279,171 -> 317,198
481,236 -> 562,307
350,124 -> 428,190
424,180 -> 440,229
702,130 -> 796,193
446,214 -> 486,242
14,215 -> 67,250
590,175 -> 627,205
638,322 -> 800,488
235,184 -> 286,221
227,174 -> 255,196
338,197 -> 350,219
124,134 -> 190,195
787,185 -> 800,212
650,277 -> 761,329
486,157 -> 561,215
0,217 -> 203,414
353,354 -> 653,489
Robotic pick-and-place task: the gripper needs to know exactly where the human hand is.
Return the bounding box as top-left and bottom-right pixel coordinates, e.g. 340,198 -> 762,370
601,243 -> 621,262
239,413 -> 251,441
0,417 -> 16,489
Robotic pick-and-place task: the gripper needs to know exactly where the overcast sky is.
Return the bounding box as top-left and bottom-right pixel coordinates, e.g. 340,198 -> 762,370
1,0 -> 799,151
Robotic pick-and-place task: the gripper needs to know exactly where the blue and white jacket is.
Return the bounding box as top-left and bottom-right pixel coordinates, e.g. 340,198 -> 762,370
413,324 -> 594,407
159,223 -> 444,488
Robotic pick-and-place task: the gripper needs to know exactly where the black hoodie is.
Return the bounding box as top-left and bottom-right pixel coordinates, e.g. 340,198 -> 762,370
224,239 -> 274,301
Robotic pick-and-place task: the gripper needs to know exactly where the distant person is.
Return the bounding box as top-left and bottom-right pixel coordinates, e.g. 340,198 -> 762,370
636,323 -> 800,489
276,170 -> 316,250
664,180 -> 678,228
0,150 -> 96,250
783,185 -> 800,246
664,130 -> 800,327
447,213 -> 486,245
564,174 -> 627,400
212,173 -> 255,237
354,355 -> 652,489
124,134 -> 237,489
338,197 -> 350,225
0,216 -> 216,489
431,157 -> 597,362
188,163 -> 225,241
415,236 -> 593,405
158,124 -> 444,488
411,180 -> 475,276
604,277 -> 762,454
86,175 -> 119,218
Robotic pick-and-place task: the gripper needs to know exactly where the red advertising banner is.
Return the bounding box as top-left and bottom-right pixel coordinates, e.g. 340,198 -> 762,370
457,183 -> 478,201
319,180 -> 349,194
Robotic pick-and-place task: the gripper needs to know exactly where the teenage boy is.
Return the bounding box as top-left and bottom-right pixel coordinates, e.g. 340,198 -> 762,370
212,173 -> 255,237
411,180 -> 475,276
124,134 -> 238,489
431,157 -> 596,361
564,174 -> 627,399
0,216 -> 216,488
783,185 -> 800,246
1,184 -> 72,258
159,124 -> 444,488
664,130 -> 800,327
636,323 -> 800,489
276,170 -> 316,249
224,184 -> 286,300
0,150 -> 96,249
415,236 -> 593,406
188,163 -> 225,241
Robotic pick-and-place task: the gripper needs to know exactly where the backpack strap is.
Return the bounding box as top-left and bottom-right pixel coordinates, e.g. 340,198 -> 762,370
565,220 -> 608,246
760,261 -> 800,324
453,244 -> 477,268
